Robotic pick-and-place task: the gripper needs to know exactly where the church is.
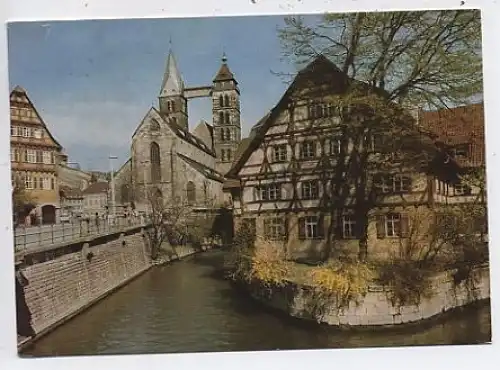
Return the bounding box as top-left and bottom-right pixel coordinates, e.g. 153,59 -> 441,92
113,50 -> 242,212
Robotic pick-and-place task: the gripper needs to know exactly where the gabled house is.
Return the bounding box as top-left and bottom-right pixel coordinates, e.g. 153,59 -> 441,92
224,55 -> 485,262
10,86 -> 64,225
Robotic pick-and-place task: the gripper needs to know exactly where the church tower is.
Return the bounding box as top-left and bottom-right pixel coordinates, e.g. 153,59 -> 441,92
212,53 -> 241,175
158,50 -> 188,130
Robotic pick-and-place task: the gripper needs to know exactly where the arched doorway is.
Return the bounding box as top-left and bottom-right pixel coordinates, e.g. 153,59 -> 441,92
41,205 -> 56,225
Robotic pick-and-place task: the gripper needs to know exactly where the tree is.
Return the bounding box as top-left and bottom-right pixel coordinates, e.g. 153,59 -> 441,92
145,187 -> 224,260
278,10 -> 482,108
12,175 -> 36,228
276,10 -> 482,261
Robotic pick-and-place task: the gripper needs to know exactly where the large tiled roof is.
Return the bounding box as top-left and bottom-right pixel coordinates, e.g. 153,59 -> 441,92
420,103 -> 485,167
177,153 -> 225,183
156,109 -> 216,157
82,181 -> 109,195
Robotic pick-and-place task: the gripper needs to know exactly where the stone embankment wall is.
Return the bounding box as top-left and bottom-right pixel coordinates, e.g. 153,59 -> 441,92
248,264 -> 490,327
16,226 -> 152,345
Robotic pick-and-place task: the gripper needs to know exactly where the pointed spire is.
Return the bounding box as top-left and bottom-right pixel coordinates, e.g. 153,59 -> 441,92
159,48 -> 184,97
213,51 -> 235,83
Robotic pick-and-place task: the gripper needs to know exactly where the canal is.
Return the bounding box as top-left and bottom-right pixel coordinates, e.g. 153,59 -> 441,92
23,250 -> 491,357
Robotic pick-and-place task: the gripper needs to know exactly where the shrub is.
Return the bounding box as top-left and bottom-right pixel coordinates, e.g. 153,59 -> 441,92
307,261 -> 374,309
377,260 -> 434,307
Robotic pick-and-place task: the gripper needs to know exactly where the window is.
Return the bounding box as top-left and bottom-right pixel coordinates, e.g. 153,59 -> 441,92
27,149 -> 36,163
301,180 -> 319,199
273,144 -> 287,162
309,103 -> 336,119
227,149 -> 232,161
150,142 -> 161,183
10,148 -> 15,162
221,149 -> 226,161
376,174 -> 412,193
225,128 -> 231,141
225,112 -> 231,125
219,95 -> 224,108
186,181 -> 196,205
36,150 -> 43,163
224,95 -> 230,107
299,216 -> 323,239
50,152 -> 55,164
43,151 -> 52,164
454,183 -> 472,196
329,138 -> 341,155
342,215 -> 356,239
25,175 -> 33,189
300,141 -> 316,159
43,177 -> 51,190
376,213 -> 409,238
22,127 -> 30,137
219,111 -> 224,125
257,183 -> 281,201
264,217 -> 286,240
220,128 -> 225,141
386,214 -> 401,237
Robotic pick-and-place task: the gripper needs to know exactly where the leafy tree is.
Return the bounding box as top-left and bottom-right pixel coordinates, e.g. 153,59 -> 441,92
276,10 -> 482,261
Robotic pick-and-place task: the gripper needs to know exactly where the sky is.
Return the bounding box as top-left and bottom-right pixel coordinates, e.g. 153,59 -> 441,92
7,15 -> 308,172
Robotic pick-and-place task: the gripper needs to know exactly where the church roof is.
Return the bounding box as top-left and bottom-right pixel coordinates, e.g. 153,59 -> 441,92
156,108 -> 216,157
213,54 -> 236,82
177,153 -> 225,183
159,50 -> 184,97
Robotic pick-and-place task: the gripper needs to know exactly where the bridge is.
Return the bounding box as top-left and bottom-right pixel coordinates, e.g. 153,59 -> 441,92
13,217 -> 147,252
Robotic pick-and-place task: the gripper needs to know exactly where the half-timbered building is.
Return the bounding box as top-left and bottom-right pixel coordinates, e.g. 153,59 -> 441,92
10,86 -> 65,225
224,55 -> 485,262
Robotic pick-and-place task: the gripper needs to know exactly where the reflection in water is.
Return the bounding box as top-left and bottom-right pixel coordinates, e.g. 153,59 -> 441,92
23,251 -> 491,357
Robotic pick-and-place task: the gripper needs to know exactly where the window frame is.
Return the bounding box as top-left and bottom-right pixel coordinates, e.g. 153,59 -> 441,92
273,144 -> 288,162
301,180 -> 319,200
300,141 -> 316,159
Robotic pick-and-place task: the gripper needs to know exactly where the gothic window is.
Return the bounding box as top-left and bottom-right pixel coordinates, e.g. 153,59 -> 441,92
225,112 -> 230,125
171,101 -> 176,112
167,101 -> 172,112
227,149 -> 232,161
224,94 -> 230,107
225,128 -> 231,141
221,149 -> 226,161
220,128 -> 225,141
219,95 -> 224,108
150,142 -> 161,184
219,111 -> 224,125
186,181 -> 196,205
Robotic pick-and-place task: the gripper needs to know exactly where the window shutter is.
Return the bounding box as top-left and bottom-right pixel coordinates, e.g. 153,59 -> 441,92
400,213 -> 410,238
376,215 -> 386,239
298,217 -> 306,240
318,216 -> 325,238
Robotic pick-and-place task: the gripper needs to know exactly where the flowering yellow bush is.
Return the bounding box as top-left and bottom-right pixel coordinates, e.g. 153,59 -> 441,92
307,261 -> 375,306
248,237 -> 291,288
